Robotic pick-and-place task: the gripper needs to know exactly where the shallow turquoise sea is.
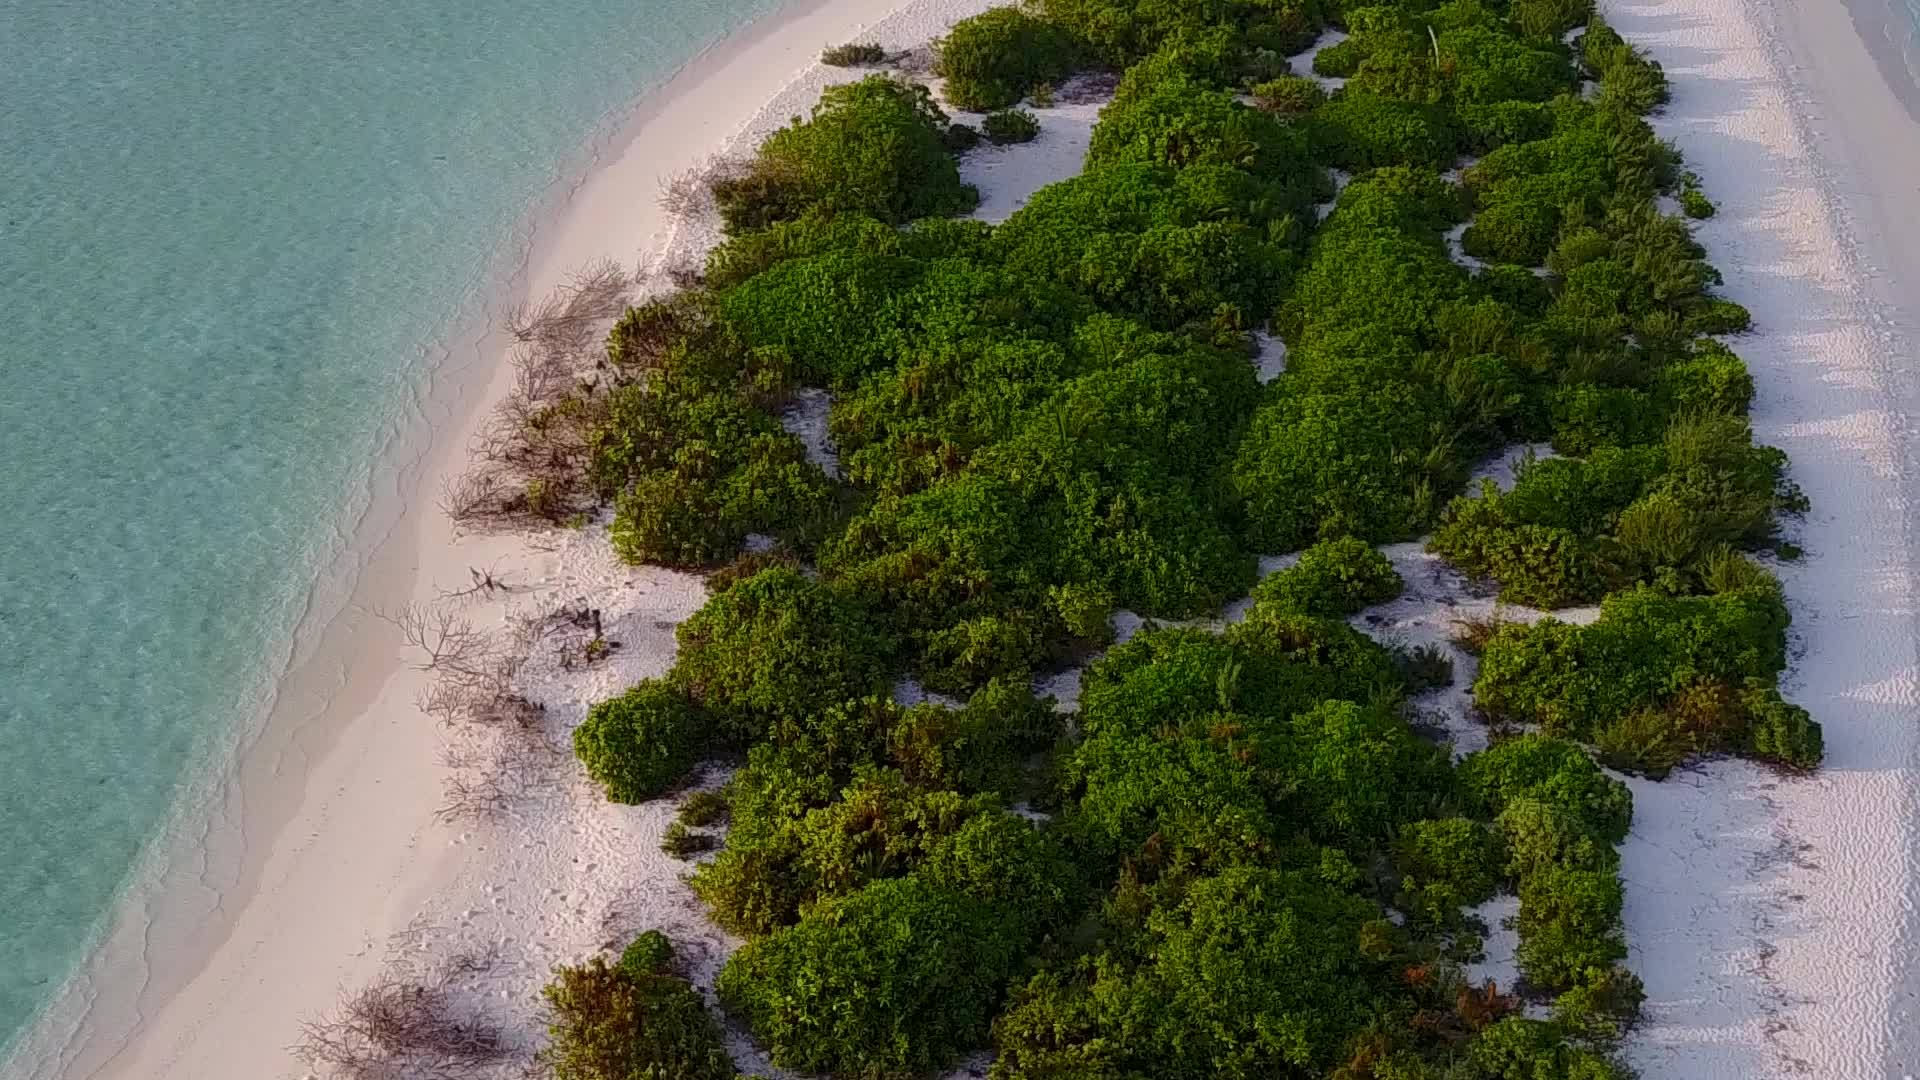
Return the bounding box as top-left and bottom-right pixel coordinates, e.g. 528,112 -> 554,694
0,0 -> 778,1057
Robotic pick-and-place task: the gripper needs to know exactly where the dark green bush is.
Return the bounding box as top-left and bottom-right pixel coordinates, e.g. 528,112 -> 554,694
618,931 -> 675,979
944,120 -> 982,152
1394,817 -> 1501,926
574,682 -> 706,803
713,75 -> 977,230
1680,183 -> 1716,219
1745,686 -> 1824,769
717,876 -> 1024,1076
1232,383 -> 1447,550
982,107 -> 1042,144
1250,74 -> 1326,114
540,951 -> 734,1080
934,7 -> 1081,111
1461,1017 -> 1631,1079
821,41 -> 886,67
678,789 -> 730,828
1460,734 -> 1633,844
1314,93 -> 1457,171
1088,70 -> 1310,176
992,866 -> 1400,1079
661,820 -> 714,859
671,567 -> 894,742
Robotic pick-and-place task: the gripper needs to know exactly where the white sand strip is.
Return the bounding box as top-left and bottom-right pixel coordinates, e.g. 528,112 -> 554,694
1600,0 -> 1920,1075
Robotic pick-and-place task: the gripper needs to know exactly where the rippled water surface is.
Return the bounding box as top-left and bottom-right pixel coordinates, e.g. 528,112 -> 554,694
0,0 -> 776,1056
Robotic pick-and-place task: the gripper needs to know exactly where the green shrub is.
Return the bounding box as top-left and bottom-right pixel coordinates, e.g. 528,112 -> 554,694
1250,74 -> 1326,114
1232,383 -> 1446,550
618,931 -> 675,979
1087,70 -> 1309,176
1249,536 -> 1403,618
661,821 -> 714,859
1495,796 -> 1619,881
1474,584 -> 1791,745
1460,735 -> 1633,844
1515,866 -> 1627,990
934,7 -> 1080,111
1393,641 -> 1456,691
982,107 -> 1041,144
821,41 -> 886,67
717,876 -> 1024,1076
992,866 -> 1399,1078
1314,37 -> 1366,77
1393,817 -> 1501,925
573,682 -> 705,803
609,471 -> 738,568
713,75 -> 976,230
1679,175 -> 1716,219
539,954 -> 734,1080
678,789 -> 730,827
1314,93 -> 1457,171
1745,687 -> 1824,769
1462,1017 -> 1631,1079
1591,708 -> 1690,779
944,120 -> 982,152
671,567 -> 894,742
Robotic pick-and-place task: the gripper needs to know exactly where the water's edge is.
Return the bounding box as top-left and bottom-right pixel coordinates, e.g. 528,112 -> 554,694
0,1 -> 837,1073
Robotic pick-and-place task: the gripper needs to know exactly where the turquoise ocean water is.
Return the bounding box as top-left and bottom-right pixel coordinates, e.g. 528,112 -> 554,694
0,0 -> 779,1059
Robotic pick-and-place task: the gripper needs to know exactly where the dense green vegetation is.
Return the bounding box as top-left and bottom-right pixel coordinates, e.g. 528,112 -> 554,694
536,0 -> 1821,1074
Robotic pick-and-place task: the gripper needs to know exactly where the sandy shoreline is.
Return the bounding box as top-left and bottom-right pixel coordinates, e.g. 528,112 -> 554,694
1602,0 -> 1920,1075
11,0 -> 1920,1075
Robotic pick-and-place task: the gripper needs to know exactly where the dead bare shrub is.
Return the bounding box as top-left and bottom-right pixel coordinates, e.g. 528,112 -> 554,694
1053,71 -> 1120,104
294,965 -> 511,1080
1448,611 -> 1514,655
452,260 -> 636,533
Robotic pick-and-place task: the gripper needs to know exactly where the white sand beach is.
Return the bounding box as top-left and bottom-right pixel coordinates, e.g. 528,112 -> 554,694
1597,0 -> 1920,1074
14,0 -> 1920,1077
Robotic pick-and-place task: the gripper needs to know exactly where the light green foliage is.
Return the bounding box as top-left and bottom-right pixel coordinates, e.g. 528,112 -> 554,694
1460,736 -> 1638,1003
713,75 -> 977,230
1458,1017 -> 1631,1079
935,7 -> 1081,111
573,682 -> 705,803
1251,536 -> 1403,617
1460,734 -> 1633,844
1745,686 -> 1824,769
539,946 -> 735,1080
1088,67 -> 1311,177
